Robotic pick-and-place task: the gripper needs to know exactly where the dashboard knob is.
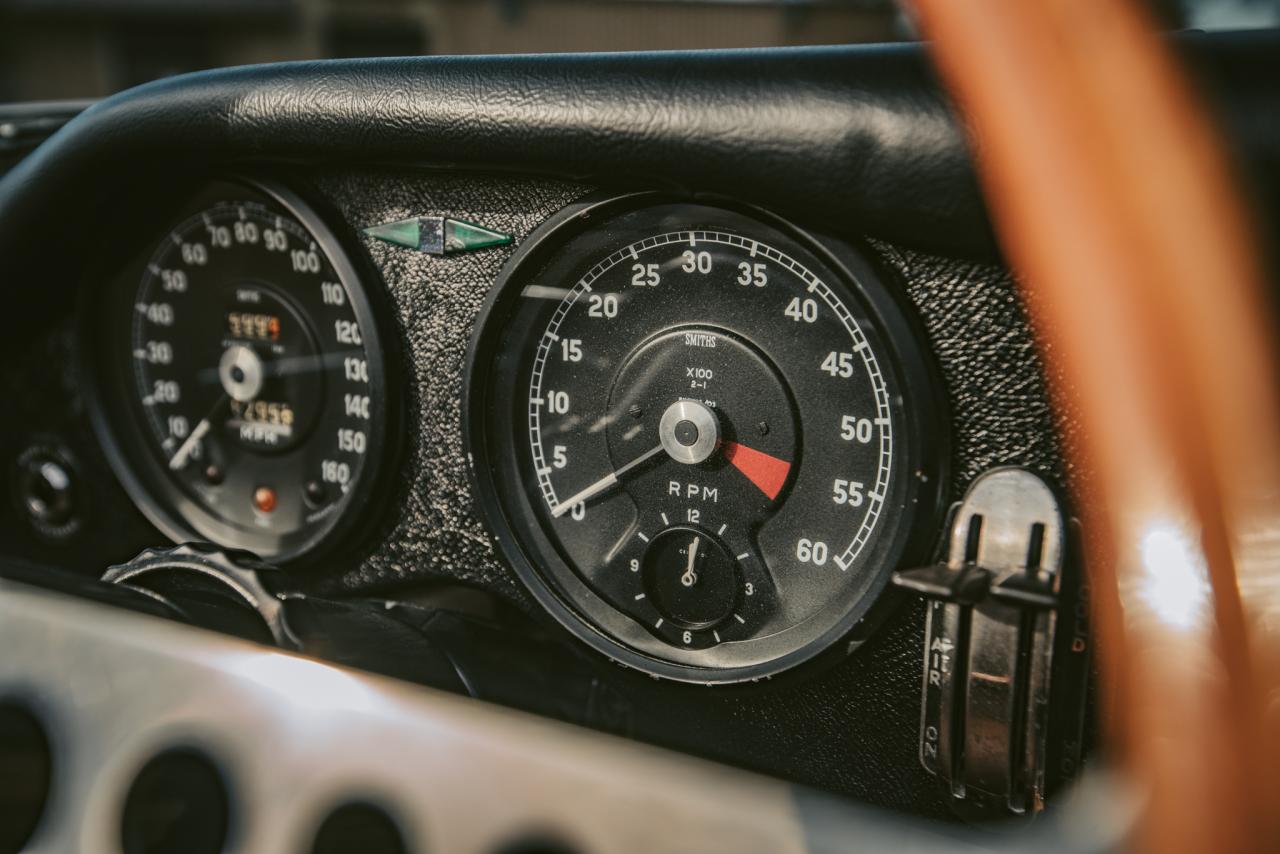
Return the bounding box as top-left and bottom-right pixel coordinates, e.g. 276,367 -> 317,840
13,446 -> 81,538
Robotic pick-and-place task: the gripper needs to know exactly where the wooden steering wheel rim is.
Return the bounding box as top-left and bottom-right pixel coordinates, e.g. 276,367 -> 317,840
910,2 -> 1280,852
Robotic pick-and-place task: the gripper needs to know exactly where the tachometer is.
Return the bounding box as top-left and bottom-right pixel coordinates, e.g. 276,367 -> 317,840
90,180 -> 395,561
466,197 -> 945,683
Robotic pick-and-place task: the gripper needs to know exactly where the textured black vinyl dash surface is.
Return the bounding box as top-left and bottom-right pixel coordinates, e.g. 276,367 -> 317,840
305,170 -> 1068,817
312,171 -> 589,605
872,240 -> 1071,498
0,167 -> 1067,818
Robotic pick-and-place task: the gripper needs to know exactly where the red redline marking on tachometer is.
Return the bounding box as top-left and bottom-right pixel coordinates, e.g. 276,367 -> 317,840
722,441 -> 791,500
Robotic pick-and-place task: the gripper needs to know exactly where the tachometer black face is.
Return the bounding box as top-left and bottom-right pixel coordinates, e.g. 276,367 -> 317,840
467,198 -> 945,683
91,180 -> 394,561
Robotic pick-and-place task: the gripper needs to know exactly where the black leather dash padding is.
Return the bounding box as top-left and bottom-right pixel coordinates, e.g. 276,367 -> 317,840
0,42 -> 986,284
4,32 -> 1279,337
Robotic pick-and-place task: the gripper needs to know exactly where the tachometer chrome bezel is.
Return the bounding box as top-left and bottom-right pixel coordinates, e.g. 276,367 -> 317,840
464,192 -> 949,684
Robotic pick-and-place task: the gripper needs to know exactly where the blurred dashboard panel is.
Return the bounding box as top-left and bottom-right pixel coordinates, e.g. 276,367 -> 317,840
0,0 -> 906,101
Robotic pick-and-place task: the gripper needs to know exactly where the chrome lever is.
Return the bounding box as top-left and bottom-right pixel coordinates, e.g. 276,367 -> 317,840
893,467 -> 1090,819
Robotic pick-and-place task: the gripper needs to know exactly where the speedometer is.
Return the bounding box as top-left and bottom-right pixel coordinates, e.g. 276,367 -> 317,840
467,197 -> 945,683
89,180 -> 396,561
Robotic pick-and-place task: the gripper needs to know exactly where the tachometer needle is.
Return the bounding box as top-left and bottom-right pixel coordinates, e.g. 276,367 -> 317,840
168,418 -> 212,471
551,443 -> 665,518
722,441 -> 792,500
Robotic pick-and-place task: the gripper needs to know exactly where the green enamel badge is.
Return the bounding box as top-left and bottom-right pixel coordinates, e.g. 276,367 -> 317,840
362,216 -> 512,255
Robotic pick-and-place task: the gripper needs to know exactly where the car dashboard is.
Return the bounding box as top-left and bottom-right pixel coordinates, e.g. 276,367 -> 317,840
1,32 -> 1277,854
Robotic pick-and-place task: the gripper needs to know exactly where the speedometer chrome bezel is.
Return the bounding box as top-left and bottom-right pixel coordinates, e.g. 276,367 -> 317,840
83,176 -> 402,564
464,193 -> 949,684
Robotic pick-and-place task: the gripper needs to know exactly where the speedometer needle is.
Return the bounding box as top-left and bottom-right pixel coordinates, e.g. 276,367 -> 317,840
550,443 -> 665,518
168,418 -> 212,471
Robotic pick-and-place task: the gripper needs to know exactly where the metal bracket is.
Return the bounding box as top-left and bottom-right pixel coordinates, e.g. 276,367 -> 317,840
104,543 -> 299,650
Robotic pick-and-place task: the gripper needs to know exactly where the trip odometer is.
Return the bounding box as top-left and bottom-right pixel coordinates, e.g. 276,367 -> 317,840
91,180 -> 394,561
467,198 -> 945,683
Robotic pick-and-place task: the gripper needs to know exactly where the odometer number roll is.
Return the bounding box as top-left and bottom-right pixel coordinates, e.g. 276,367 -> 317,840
467,198 -> 945,683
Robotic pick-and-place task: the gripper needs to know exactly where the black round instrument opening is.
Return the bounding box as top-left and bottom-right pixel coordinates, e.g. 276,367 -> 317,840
0,701 -> 53,854
311,802 -> 406,854
492,833 -> 580,854
121,747 -> 232,854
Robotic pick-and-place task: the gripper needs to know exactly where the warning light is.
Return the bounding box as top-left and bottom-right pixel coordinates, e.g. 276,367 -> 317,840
253,486 -> 277,513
